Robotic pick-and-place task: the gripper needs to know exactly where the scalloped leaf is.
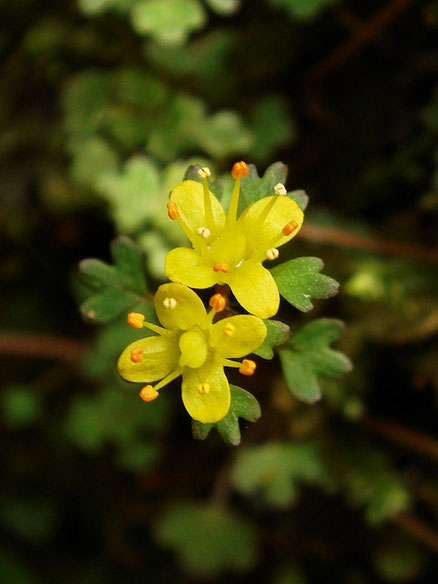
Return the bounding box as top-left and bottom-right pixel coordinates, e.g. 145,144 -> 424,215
271,257 -> 339,312
192,385 -> 261,446
240,162 -> 288,205
253,320 -> 291,359
77,236 -> 151,324
278,319 -> 352,403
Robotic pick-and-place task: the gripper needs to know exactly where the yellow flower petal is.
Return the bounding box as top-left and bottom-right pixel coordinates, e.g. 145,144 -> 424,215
170,180 -> 225,235
229,262 -> 280,318
210,315 -> 267,358
155,282 -> 207,330
237,195 -> 304,254
118,335 -> 179,383
165,247 -> 218,289
181,358 -> 230,423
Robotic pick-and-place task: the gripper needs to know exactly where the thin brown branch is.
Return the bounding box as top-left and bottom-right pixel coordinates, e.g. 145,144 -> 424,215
0,332 -> 86,362
362,415 -> 438,461
299,222 -> 438,263
394,512 -> 438,553
307,0 -> 417,84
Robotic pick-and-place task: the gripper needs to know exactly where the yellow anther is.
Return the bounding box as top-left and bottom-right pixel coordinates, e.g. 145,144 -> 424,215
282,220 -> 298,236
130,347 -> 144,363
139,385 -> 159,402
127,312 -> 145,329
163,297 -> 177,310
197,383 -> 211,394
213,262 -> 229,273
274,183 -> 287,196
209,293 -> 227,312
239,359 -> 256,376
223,323 -> 235,337
197,226 -> 211,238
167,201 -> 180,220
197,167 -> 211,179
231,161 -> 248,179
266,248 -> 279,261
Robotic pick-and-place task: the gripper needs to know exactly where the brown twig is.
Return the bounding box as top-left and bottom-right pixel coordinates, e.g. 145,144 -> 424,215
362,415 -> 438,461
307,0 -> 417,84
0,332 -> 86,362
299,222 -> 438,263
394,512 -> 438,553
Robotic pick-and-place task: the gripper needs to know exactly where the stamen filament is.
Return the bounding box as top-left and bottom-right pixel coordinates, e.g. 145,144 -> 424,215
222,358 -> 242,369
154,368 -> 183,391
202,178 -> 215,232
226,177 -> 241,227
142,321 -> 173,336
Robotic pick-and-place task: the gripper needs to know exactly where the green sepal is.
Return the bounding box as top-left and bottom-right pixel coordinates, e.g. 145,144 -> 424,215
183,164 -> 223,200
279,319 -> 352,403
77,236 -> 150,324
271,257 -> 339,312
191,385 -> 261,446
253,320 -> 291,360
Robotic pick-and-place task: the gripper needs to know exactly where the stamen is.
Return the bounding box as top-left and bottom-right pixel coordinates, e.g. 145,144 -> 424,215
154,368 -> 182,391
130,348 -> 144,363
127,312 -> 145,329
239,359 -> 256,376
213,262 -> 229,273
266,248 -> 279,261
198,169 -> 214,231
167,201 -> 179,220
163,297 -> 177,310
197,383 -> 211,395
197,226 -> 211,239
274,183 -> 287,196
167,199 -> 200,249
139,385 -> 159,402
197,167 -> 211,179
223,323 -> 235,337
282,221 -> 298,236
209,293 -> 227,312
227,161 -> 248,227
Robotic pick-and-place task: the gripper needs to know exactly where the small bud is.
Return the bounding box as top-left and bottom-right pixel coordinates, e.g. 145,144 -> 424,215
167,201 -> 180,220
197,383 -> 211,394
209,293 -> 226,312
130,347 -> 144,363
139,385 -> 159,402
239,359 -> 256,376
266,248 -> 279,261
197,167 -> 211,179
163,297 -> 177,310
282,220 -> 298,236
231,161 -> 248,179
127,312 -> 145,329
197,226 -> 211,238
274,183 -> 287,196
223,323 -> 235,337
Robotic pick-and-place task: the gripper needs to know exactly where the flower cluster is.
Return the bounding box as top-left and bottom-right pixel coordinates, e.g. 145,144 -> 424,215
118,161 -> 305,424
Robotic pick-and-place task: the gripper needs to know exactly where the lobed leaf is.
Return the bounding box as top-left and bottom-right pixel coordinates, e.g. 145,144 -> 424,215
253,320 -> 291,360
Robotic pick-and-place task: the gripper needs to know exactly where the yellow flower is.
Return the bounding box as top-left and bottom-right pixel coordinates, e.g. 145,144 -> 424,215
118,283 -> 266,423
164,162 -> 304,318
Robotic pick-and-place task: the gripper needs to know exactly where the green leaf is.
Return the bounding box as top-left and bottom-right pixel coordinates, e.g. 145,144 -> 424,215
131,0 -> 206,45
154,501 -> 258,576
253,320 -> 291,359
279,319 -> 352,403
205,0 -> 240,16
249,96 -> 295,161
192,385 -> 261,446
199,110 -> 254,159
270,0 -> 337,21
77,236 -> 150,324
271,257 -> 339,312
241,162 -> 288,205
1,385 -> 42,428
232,442 -> 323,508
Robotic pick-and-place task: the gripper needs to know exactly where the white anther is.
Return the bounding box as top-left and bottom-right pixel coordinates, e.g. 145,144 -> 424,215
266,248 -> 279,261
274,183 -> 287,196
163,297 -> 177,310
197,167 -> 211,179
197,226 -> 211,238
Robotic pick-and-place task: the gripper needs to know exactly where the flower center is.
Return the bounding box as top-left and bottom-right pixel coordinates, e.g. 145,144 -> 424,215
178,330 -> 208,369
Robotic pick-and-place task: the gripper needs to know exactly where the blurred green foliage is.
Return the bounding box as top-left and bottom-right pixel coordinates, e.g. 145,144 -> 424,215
1,0 -> 438,582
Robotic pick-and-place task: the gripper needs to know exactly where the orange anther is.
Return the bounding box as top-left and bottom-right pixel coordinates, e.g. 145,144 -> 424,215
213,262 -> 229,273
282,221 -> 298,236
139,385 -> 159,402
220,262 -> 229,273
167,201 -> 180,220
197,383 -> 211,394
231,161 -> 248,179
239,359 -> 256,376
130,347 -> 144,363
223,323 -> 235,337
209,293 -> 226,312
127,312 -> 145,328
